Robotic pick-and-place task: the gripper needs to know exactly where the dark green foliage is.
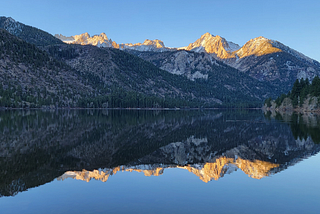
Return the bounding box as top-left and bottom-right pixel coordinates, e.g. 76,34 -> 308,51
2,21 -> 311,109
311,76 -> 320,97
264,97 -> 272,107
267,76 -> 320,107
0,83 -> 60,108
275,94 -> 286,107
47,45 -> 79,60
0,29 -> 68,69
77,89 -> 202,109
0,29 -> 89,108
111,49 -> 268,108
290,114 -> 320,144
127,50 -> 278,108
290,79 -> 302,100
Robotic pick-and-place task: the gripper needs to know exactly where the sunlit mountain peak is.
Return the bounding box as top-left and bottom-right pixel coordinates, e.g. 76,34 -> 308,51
57,156 -> 279,183
181,32 -> 240,59
235,36 -> 282,58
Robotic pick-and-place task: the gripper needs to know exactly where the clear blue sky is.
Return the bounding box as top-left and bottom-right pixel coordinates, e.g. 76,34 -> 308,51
2,0 -> 320,61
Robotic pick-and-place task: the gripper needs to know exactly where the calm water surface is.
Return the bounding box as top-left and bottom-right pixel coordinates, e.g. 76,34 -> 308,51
0,110 -> 319,214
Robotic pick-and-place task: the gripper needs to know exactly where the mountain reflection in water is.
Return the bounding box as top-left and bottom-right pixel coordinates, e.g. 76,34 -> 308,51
58,157 -> 280,183
0,109 -> 319,197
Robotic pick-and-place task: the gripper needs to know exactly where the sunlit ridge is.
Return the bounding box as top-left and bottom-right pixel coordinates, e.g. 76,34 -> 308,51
57,157 -> 279,183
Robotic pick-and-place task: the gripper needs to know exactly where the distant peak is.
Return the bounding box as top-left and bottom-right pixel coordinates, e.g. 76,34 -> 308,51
251,36 -> 269,42
199,33 -> 224,41
201,32 -> 213,38
99,32 -> 108,40
83,32 -> 90,37
235,36 -> 282,58
182,33 -> 240,58
142,39 -> 165,48
6,17 -> 16,23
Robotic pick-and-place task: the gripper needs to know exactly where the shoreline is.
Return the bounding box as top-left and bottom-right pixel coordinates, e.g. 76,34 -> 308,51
0,107 -> 264,111
263,107 -> 320,115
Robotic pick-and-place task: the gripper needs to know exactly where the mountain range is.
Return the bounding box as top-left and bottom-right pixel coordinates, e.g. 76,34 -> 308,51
1,110 -> 319,196
1,16 -> 320,108
57,31 -> 320,86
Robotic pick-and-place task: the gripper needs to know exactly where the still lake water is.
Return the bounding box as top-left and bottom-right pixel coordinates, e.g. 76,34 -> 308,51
0,109 -> 319,214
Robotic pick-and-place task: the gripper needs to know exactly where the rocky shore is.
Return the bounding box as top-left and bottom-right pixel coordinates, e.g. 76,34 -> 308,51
263,96 -> 320,114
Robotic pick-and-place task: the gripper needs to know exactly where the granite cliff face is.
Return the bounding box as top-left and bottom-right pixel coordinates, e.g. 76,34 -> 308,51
55,32 -> 173,52
119,39 -> 172,52
127,49 -> 281,103
56,32 -> 119,48
180,34 -> 320,94
180,32 -> 240,58
1,16 -> 276,108
55,31 -> 320,92
3,15 -> 318,107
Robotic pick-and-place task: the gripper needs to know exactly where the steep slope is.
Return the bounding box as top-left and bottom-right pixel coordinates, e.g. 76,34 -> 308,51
227,37 -> 320,79
181,34 -> 320,94
126,49 -> 280,103
0,16 -> 63,46
47,44 -> 186,99
0,29 -> 92,108
0,29 -> 194,108
180,32 -> 240,58
6,15 -> 320,106
235,37 -> 282,58
46,44 -> 273,107
56,31 -> 320,97
58,31 -> 320,97
1,26 -> 266,108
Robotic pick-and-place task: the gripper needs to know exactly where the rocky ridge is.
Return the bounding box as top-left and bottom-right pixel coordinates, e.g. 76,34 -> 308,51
0,17 -> 63,46
55,32 -> 173,52
56,31 -> 320,91
179,32 -> 240,58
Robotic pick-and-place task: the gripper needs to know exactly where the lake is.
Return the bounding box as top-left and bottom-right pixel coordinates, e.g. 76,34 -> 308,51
0,109 -> 319,214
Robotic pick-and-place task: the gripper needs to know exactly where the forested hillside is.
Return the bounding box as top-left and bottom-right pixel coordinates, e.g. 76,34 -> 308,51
264,76 -> 320,110
0,29 -> 94,108
49,44 -> 275,108
1,28 -> 266,108
0,16 -> 63,46
2,15 -> 316,109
